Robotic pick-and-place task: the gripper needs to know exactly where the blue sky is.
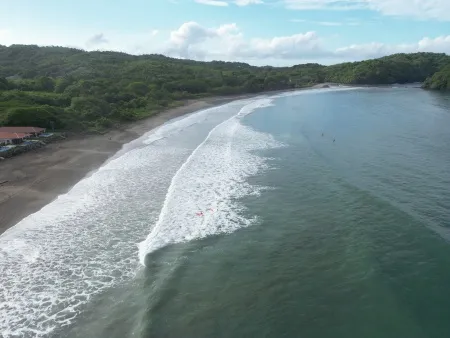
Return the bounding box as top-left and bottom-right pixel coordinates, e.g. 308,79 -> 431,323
1,0 -> 449,65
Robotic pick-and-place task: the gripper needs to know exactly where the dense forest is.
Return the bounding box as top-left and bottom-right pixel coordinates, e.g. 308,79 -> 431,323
422,64 -> 450,90
0,44 -> 449,132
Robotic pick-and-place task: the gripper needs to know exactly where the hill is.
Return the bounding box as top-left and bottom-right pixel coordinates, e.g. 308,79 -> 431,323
0,44 -> 449,132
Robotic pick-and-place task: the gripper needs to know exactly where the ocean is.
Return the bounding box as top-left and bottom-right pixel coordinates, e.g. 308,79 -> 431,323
1,86 -> 450,338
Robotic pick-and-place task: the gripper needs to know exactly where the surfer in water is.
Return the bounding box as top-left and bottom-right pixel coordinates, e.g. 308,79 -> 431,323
196,208 -> 216,216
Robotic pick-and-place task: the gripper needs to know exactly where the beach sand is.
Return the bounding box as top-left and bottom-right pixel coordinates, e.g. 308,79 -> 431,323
0,95 -> 251,234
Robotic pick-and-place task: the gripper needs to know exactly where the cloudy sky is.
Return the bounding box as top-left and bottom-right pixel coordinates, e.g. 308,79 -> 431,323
1,0 -> 450,66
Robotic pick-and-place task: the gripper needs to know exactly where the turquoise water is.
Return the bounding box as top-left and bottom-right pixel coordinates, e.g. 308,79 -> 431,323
67,87 -> 450,338
2,87 -> 450,337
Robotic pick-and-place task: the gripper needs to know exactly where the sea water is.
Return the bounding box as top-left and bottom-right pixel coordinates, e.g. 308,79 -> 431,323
1,86 -> 450,338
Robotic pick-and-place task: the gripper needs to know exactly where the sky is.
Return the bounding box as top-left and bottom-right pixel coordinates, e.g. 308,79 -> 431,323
0,0 -> 450,66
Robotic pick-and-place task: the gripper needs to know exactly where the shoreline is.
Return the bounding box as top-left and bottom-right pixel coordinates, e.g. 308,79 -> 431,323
0,93 -> 259,235
0,84 -> 354,235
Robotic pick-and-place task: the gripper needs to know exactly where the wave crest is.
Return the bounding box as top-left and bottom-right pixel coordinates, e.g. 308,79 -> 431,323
138,98 -> 284,265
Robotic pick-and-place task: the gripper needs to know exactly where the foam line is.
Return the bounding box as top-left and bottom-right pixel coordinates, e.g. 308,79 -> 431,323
138,98 -> 282,265
0,87 -> 353,336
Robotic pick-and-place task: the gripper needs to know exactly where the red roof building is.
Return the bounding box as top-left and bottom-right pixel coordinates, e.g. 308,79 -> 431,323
0,132 -> 31,145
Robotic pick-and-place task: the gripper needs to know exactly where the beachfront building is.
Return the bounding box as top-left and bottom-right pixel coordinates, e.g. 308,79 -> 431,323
0,132 -> 31,145
0,126 -> 46,137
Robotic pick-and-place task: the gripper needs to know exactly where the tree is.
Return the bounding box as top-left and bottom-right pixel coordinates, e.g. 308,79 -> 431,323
0,77 -> 11,90
423,64 -> 450,90
69,96 -> 111,121
36,76 -> 55,91
127,82 -> 149,96
5,106 -> 64,128
54,76 -> 74,93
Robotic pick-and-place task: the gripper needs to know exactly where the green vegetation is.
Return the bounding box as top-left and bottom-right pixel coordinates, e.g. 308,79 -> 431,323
422,64 -> 450,90
326,53 -> 449,84
0,44 -> 449,132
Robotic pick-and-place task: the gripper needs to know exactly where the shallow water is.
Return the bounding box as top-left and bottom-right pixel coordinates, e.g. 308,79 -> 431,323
1,87 -> 450,338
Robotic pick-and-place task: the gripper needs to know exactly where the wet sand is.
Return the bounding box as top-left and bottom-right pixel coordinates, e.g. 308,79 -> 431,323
0,95 -> 252,234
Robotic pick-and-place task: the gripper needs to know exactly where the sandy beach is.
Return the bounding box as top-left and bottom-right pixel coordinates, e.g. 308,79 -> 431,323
0,95 -> 253,234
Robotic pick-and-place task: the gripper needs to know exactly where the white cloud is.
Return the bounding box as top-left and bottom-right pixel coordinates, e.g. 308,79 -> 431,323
195,0 -> 263,6
236,31 -> 325,59
80,30 -> 163,54
166,22 -> 241,58
86,33 -> 108,48
366,0 -> 450,20
418,36 -> 450,52
284,0 -> 450,20
1,21 -> 449,66
195,0 -> 229,6
165,21 -> 325,60
291,19 -> 360,26
335,42 -> 395,58
234,0 -> 263,6
164,21 -> 450,65
169,22 -> 216,51
284,0 -> 366,11
335,36 -> 450,59
216,23 -> 240,35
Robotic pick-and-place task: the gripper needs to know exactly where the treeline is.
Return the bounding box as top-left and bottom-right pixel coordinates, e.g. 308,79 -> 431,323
0,44 -> 449,132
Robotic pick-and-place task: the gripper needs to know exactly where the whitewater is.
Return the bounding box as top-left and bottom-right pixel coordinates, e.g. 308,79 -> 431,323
0,87 -> 355,337
0,96 -> 278,337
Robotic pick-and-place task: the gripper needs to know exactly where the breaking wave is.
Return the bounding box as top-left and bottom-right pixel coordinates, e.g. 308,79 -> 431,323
0,100 -> 251,337
0,87 -> 355,337
138,98 -> 284,265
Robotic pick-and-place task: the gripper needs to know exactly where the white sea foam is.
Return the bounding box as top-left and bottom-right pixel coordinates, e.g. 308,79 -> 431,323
138,98 -> 284,265
0,103 -> 251,336
0,144 -> 188,337
142,99 -> 254,146
0,87 -> 351,337
0,96 -> 275,337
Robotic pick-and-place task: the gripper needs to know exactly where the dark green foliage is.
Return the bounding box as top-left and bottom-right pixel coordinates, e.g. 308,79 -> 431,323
4,106 -> 65,129
54,76 -> 75,93
325,53 -> 449,84
163,79 -> 208,94
127,82 -> 149,96
0,44 -> 449,132
0,90 -> 70,107
0,77 -> 12,90
423,64 -> 450,90
69,97 -> 111,121
36,76 -> 55,91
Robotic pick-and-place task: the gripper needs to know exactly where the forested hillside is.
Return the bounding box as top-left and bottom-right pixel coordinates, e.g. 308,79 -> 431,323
422,64 -> 450,90
326,53 -> 449,84
0,44 -> 449,132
